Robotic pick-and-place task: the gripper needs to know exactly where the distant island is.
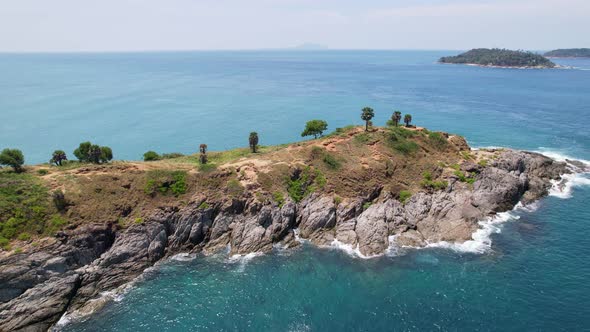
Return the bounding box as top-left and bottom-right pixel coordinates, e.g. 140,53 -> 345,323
544,48 -> 590,58
439,48 -> 556,68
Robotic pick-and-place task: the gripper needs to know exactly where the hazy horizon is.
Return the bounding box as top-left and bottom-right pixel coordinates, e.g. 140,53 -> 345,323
1,0 -> 588,52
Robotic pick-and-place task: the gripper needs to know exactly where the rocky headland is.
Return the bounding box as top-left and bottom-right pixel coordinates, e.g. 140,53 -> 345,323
0,126 -> 585,331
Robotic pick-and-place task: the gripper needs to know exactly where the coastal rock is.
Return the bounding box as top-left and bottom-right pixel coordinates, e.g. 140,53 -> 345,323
297,195 -> 336,244
0,273 -> 80,332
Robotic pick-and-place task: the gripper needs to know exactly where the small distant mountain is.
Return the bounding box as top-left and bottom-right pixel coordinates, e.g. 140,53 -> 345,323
439,48 -> 556,68
291,43 -> 328,50
544,48 -> 590,58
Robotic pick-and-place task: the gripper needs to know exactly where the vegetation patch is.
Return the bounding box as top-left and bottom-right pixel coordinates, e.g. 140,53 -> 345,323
0,172 -> 66,246
420,171 -> 448,190
428,132 -> 448,150
144,170 -> 188,197
388,127 -> 419,155
272,191 -> 285,207
287,167 -> 326,202
398,190 -> 412,204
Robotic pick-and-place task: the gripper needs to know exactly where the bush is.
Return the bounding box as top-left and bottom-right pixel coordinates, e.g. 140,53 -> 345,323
363,202 -> 372,210
0,237 -> 9,249
198,163 -> 217,173
17,232 -> 31,241
50,150 -> 68,166
399,190 -> 412,204
37,169 -> 49,175
388,128 -> 419,155
392,140 -> 419,155
198,201 -> 210,210
287,167 -> 326,202
226,179 -> 244,196
322,153 -> 340,170
0,148 -> 25,173
272,192 -> 285,207
478,159 -> 488,167
162,152 -> 184,159
143,151 -> 160,161
428,132 -> 448,150
52,189 -> 68,211
454,170 -> 467,182
144,170 -> 188,196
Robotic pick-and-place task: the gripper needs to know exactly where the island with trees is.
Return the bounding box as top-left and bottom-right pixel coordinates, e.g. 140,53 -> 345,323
544,48 -> 590,58
0,106 -> 583,331
439,48 -> 556,68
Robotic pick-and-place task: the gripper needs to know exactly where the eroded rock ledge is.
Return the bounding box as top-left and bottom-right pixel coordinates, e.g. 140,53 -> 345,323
0,149 -> 577,331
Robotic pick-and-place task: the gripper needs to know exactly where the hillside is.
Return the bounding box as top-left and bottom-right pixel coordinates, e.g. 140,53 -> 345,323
439,48 -> 556,68
544,48 -> 590,58
0,125 -> 480,251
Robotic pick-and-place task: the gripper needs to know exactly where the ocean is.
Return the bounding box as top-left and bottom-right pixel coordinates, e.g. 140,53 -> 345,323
1,51 -> 589,331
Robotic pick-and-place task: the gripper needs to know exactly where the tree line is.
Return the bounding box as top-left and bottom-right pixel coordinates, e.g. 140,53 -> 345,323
1,107 -> 415,171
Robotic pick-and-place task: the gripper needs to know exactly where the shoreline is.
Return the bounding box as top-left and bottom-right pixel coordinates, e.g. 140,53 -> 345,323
53,155 -> 590,330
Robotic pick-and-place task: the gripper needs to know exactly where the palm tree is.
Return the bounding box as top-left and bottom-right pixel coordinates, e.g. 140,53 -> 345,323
404,114 -> 412,127
361,107 -> 375,131
249,132 -> 259,153
392,111 -> 402,127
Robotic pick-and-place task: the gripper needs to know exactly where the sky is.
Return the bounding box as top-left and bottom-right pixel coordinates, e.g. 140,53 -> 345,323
1,0 -> 588,52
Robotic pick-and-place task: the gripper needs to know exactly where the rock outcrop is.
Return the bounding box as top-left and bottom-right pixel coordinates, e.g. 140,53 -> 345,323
0,149 -> 576,331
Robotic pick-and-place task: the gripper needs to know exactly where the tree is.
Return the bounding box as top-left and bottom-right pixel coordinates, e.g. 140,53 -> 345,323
143,151 -> 160,161
0,148 -> 24,172
361,107 -> 375,131
100,146 -> 113,163
199,144 -> 208,164
74,141 -> 92,162
249,132 -> 259,153
392,111 -> 402,127
50,150 -> 67,166
404,114 -> 413,127
88,145 -> 102,164
301,120 -> 328,139
74,141 -> 112,164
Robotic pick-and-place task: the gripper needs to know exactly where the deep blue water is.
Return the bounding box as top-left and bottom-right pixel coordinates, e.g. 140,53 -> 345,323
1,51 -> 589,331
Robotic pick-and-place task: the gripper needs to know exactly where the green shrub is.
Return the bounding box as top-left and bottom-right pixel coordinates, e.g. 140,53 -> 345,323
198,201 -> 210,210
287,167 -> 326,203
161,152 -> 185,159
428,132 -> 448,150
0,236 -> 10,249
198,163 -> 217,173
354,133 -> 371,144
14,247 -> 23,254
144,170 -> 188,196
363,202 -> 372,210
310,146 -> 325,160
478,159 -> 488,167
392,140 -> 419,155
461,151 -> 473,160
422,171 -> 433,181
226,179 -> 244,197
37,169 -> 49,175
135,217 -> 144,224
333,195 -> 342,206
399,190 -> 412,204
454,170 -> 467,182
17,232 -> 31,241
272,192 -> 285,207
143,151 -> 160,161
322,153 -> 340,170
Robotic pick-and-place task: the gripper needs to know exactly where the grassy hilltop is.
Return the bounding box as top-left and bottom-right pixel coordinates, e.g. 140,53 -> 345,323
0,123 -> 501,252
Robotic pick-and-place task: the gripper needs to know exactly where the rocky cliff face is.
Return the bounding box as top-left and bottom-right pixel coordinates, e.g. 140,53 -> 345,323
0,149 -> 576,331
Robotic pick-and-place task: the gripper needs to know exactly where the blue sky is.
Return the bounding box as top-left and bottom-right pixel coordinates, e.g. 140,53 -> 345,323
1,0 -> 588,52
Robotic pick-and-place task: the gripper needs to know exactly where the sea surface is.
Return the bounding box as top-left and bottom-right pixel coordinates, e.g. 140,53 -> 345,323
1,51 -> 589,331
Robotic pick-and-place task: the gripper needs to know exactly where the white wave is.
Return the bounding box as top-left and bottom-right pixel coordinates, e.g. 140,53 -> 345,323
534,148 -> 590,167
55,283 -> 134,330
326,239 -> 380,259
426,210 -> 519,254
549,173 -> 590,199
170,252 -> 197,261
292,228 -> 308,244
227,252 -> 264,272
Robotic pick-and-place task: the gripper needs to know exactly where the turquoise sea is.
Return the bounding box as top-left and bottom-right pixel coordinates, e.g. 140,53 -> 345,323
1,51 -> 589,331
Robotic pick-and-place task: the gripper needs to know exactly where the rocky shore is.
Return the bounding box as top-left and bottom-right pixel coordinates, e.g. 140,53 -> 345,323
1,147 -> 584,331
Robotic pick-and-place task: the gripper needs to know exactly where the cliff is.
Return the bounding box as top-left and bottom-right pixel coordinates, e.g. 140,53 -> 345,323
0,126 -> 581,331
